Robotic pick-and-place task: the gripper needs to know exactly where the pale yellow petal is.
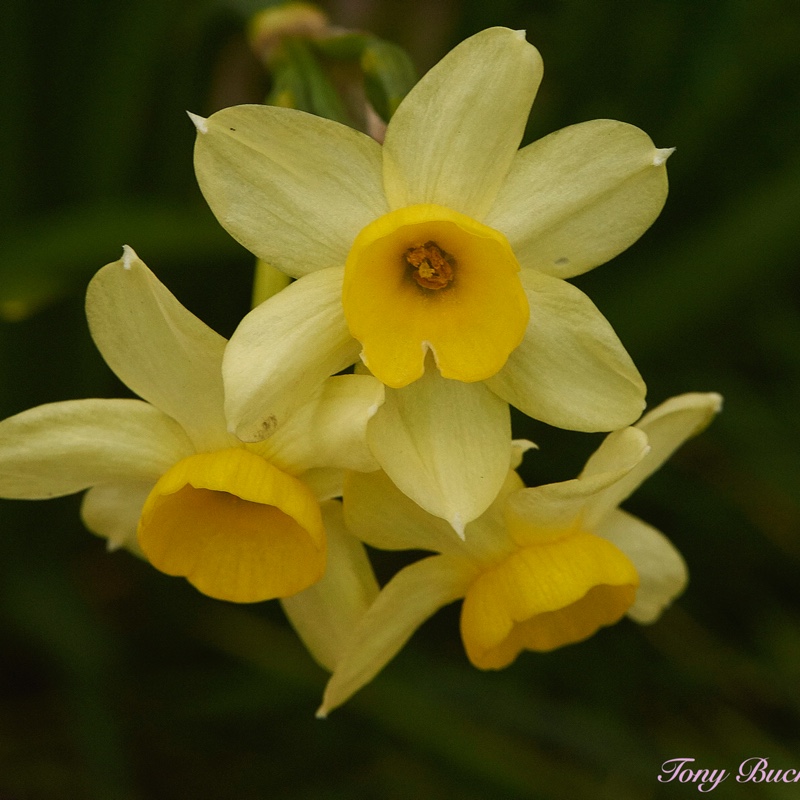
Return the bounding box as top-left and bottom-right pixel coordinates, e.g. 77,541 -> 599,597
252,374 -> 383,475
344,466 -> 524,564
193,105 -> 387,277
596,509 -> 688,624
504,427 -> 649,543
367,367 -> 512,533
343,469 -> 466,555
510,439 -> 537,470
485,270 -> 646,432
282,500 -> 379,671
0,399 -> 192,499
300,468 -> 345,502
486,120 -> 671,278
382,28 -> 543,218
81,481 -> 153,554
86,247 -> 232,451
223,267 -> 361,443
584,392 -> 722,522
460,469 -> 527,563
318,554 -> 475,716
251,259 -> 292,307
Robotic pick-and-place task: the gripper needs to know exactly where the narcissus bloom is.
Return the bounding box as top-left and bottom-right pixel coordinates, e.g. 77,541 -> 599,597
0,248 -> 383,606
192,27 -> 672,530
318,393 -> 721,715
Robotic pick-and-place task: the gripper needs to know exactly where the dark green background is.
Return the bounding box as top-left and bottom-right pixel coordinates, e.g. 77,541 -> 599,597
2,0 -> 799,797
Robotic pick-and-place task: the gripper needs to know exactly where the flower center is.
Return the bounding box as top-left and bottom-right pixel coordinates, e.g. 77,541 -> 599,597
342,203 -> 529,388
405,240 -> 455,290
137,448 -> 325,602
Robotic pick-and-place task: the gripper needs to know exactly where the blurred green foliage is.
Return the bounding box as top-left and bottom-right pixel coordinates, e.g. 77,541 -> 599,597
1,0 -> 800,797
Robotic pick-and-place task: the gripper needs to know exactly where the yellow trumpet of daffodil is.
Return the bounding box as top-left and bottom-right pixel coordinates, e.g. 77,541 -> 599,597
0,249 -> 383,665
317,393 -> 721,715
191,27 -> 672,531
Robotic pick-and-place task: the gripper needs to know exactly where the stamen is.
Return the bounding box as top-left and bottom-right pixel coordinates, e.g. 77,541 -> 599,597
405,241 -> 456,290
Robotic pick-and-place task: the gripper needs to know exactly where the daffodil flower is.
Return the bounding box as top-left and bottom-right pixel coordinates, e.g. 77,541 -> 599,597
0,247 -> 384,612
317,393 -> 721,715
191,27 -> 671,530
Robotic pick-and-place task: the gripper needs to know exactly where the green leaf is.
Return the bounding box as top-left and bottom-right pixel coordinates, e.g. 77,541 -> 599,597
361,38 -> 417,122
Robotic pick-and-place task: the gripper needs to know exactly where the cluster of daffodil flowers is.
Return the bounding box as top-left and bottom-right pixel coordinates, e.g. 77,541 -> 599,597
0,26 -> 721,716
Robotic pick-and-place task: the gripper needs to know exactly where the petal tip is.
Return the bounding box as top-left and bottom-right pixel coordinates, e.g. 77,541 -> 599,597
186,110 -> 208,134
121,244 -> 138,270
653,147 -> 675,166
449,513 -> 466,540
315,704 -> 329,719
512,438 -> 538,454
511,438 -> 538,469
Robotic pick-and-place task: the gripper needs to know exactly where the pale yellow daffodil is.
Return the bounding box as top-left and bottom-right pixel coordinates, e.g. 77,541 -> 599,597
0,248 -> 383,623
318,393 -> 721,715
192,27 -> 671,531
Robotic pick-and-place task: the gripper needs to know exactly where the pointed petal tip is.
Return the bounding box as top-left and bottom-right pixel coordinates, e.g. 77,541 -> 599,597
315,704 -> 328,719
120,244 -> 138,270
512,438 -> 539,453
689,391 -> 724,424
511,438 -> 538,470
186,111 -> 208,134
513,29 -> 527,40
449,513 -> 466,540
653,147 -> 676,166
